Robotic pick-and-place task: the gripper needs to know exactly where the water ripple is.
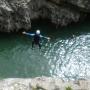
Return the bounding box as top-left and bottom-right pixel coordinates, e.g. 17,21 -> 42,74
44,33 -> 90,80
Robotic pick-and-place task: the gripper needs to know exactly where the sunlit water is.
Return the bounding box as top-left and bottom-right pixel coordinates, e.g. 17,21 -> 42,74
0,20 -> 90,80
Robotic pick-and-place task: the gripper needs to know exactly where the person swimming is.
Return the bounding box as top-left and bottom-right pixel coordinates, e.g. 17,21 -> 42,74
22,29 -> 50,49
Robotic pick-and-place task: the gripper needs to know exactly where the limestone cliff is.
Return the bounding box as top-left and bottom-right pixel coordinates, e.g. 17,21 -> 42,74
0,0 -> 90,32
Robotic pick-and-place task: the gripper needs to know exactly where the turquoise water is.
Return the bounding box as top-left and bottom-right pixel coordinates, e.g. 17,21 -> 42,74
0,20 -> 90,80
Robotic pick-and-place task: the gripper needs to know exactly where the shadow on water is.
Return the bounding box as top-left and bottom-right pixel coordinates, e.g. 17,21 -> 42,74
31,19 -> 90,39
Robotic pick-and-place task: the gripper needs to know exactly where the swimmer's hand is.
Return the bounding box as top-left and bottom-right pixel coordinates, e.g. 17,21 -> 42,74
47,37 -> 51,41
22,31 -> 26,34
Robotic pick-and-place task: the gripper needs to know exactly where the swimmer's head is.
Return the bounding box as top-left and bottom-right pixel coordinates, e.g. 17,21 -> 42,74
36,29 -> 40,34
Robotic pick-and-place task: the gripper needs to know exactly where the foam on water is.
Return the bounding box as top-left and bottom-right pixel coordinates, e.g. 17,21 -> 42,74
44,33 -> 90,80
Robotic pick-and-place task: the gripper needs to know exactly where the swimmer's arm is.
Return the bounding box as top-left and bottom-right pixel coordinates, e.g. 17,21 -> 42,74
40,35 -> 50,41
22,31 -> 35,36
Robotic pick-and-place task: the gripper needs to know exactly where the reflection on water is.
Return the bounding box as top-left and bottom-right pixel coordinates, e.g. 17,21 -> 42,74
44,33 -> 90,80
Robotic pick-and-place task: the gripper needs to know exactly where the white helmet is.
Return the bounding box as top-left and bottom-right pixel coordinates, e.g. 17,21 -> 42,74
36,30 -> 40,34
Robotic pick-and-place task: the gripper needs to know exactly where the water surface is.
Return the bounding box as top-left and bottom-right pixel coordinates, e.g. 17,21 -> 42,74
0,20 -> 90,80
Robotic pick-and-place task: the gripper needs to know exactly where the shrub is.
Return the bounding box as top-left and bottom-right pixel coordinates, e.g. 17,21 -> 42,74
65,86 -> 72,90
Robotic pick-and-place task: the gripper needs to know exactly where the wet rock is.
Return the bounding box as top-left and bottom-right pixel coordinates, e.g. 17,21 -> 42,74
49,0 -> 90,11
66,0 -> 90,11
0,0 -> 90,32
46,2 -> 80,26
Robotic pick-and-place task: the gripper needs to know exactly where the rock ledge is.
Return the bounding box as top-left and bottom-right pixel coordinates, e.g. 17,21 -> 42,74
0,76 -> 90,90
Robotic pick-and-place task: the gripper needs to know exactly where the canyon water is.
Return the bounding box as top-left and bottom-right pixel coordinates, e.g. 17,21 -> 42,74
0,20 -> 90,80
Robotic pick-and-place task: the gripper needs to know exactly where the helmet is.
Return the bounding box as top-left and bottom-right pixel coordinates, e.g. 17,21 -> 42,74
36,30 -> 40,34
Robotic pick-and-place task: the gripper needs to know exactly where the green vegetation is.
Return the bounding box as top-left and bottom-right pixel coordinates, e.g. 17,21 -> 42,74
65,86 -> 73,90
32,85 -> 46,90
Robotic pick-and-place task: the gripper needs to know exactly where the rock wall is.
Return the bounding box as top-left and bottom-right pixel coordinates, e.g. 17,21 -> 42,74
0,77 -> 90,90
66,0 -> 90,10
0,0 -> 90,32
0,0 -> 31,32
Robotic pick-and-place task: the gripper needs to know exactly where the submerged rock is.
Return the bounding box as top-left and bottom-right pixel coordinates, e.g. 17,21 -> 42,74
0,0 -> 89,32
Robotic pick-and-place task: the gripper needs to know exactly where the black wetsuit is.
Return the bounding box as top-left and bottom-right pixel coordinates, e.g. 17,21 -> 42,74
32,34 -> 41,49
24,32 -> 49,49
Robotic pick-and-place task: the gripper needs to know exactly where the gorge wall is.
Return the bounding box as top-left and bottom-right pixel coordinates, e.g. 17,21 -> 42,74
0,0 -> 90,32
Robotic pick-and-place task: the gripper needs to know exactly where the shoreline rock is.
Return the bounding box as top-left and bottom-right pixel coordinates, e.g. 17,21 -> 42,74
0,76 -> 89,90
